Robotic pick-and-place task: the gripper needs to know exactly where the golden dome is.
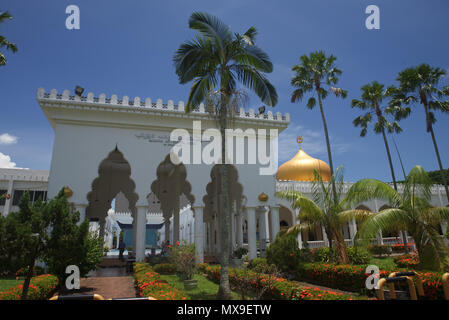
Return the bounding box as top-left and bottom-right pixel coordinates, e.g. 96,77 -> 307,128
276,138 -> 331,182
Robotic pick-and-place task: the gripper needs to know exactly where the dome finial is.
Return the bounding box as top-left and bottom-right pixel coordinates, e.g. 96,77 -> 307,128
296,136 -> 303,146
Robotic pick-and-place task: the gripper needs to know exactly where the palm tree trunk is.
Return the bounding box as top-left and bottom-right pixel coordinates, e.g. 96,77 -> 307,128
429,125 -> 449,203
316,92 -> 338,203
381,127 -> 409,253
217,93 -> 232,300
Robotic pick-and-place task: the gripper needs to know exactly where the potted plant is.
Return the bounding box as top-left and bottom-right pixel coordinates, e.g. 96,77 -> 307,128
126,246 -> 134,258
231,247 -> 248,268
103,246 -> 109,257
170,241 -> 198,290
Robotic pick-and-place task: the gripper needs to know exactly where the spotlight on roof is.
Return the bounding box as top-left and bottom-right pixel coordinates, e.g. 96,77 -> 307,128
258,105 -> 266,115
75,85 -> 84,97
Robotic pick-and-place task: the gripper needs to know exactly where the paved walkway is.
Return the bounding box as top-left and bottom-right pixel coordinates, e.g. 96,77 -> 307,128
57,261 -> 137,299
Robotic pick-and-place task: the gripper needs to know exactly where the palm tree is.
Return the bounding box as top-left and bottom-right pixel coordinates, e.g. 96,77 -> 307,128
344,165 -> 449,271
173,12 -> 277,299
0,11 -> 18,66
277,167 -> 371,264
387,64 -> 449,204
290,51 -> 347,202
351,81 -> 409,253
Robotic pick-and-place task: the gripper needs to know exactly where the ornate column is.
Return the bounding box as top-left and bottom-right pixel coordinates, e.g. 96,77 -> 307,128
135,206 -> 147,262
247,207 -> 257,260
270,206 -> 280,242
193,206 -> 204,263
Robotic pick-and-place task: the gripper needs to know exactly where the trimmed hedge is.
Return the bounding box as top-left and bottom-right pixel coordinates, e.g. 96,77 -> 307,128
134,262 -> 188,300
198,263 -> 370,300
152,263 -> 176,275
297,263 -> 446,299
0,274 -> 58,300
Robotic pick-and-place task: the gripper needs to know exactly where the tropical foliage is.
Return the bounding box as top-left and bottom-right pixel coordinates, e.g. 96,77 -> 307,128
0,11 -> 18,66
276,167 -> 372,264
173,11 -> 277,299
387,64 -> 449,203
290,51 -> 347,202
344,165 -> 449,271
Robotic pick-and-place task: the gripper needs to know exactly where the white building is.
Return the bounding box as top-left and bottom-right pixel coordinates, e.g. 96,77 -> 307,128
1,87 -> 447,263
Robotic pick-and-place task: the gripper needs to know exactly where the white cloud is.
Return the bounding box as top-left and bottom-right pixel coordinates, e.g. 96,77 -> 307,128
0,133 -> 18,145
278,124 -> 349,164
0,152 -> 27,169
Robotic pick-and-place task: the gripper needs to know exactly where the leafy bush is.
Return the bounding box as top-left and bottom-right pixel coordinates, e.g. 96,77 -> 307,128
134,262 -> 188,300
391,243 -> 415,253
0,274 -> 58,300
296,262 -> 447,299
368,244 -> 392,257
198,263 -> 370,300
233,247 -> 248,259
15,266 -> 46,278
247,258 -> 277,274
311,247 -> 371,265
169,242 -> 196,280
266,232 -> 301,273
346,247 -> 371,265
153,263 -> 176,275
393,254 -> 419,269
147,254 -> 170,266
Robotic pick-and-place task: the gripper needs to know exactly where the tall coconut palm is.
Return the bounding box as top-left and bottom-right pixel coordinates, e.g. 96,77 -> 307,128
173,12 -> 277,299
277,167 -> 371,264
290,51 -> 347,202
0,11 -> 18,66
387,64 -> 449,204
351,81 -> 409,253
344,165 -> 449,271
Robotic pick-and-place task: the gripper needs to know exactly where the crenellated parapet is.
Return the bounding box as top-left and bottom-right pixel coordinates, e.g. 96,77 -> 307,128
37,88 -> 290,123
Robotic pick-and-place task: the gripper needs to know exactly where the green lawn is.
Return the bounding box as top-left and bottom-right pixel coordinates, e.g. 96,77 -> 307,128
159,274 -> 241,300
369,256 -> 397,270
0,279 -> 22,291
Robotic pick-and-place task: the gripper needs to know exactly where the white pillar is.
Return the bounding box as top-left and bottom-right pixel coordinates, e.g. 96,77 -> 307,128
296,213 -> 303,249
173,207 -> 180,244
236,213 -> 243,247
247,207 -> 257,260
135,206 -> 147,262
322,225 -> 329,246
270,206 -> 280,242
258,208 -> 267,257
193,207 -> 204,263
231,213 -> 236,250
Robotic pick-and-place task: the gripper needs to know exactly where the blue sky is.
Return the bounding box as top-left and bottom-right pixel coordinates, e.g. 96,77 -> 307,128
0,0 -> 448,182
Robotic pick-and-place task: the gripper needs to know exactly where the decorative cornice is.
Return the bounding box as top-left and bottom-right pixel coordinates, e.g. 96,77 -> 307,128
37,88 -> 290,126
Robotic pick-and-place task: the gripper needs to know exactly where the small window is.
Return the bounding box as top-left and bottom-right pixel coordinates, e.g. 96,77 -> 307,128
12,190 -> 25,206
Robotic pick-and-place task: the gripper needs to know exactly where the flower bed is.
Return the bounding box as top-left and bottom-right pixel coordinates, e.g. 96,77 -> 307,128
134,262 -> 188,300
391,243 -> 415,253
0,274 -> 58,300
198,263 -> 369,300
393,254 -> 419,269
297,263 -> 446,300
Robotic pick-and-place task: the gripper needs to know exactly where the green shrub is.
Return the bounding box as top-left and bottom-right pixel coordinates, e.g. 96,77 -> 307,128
311,247 -> 371,265
147,255 -> 170,266
153,263 -> 176,275
233,247 -> 248,259
266,232 -> 301,273
368,244 -> 392,257
199,263 -> 370,300
133,262 -> 188,300
346,247 -> 371,265
0,274 -> 58,300
247,258 -> 277,274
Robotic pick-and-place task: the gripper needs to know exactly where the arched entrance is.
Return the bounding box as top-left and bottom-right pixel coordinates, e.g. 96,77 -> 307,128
86,147 -> 139,249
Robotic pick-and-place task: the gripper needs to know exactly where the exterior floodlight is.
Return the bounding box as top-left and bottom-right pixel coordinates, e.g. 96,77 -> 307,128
75,86 -> 84,97
258,106 -> 265,115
